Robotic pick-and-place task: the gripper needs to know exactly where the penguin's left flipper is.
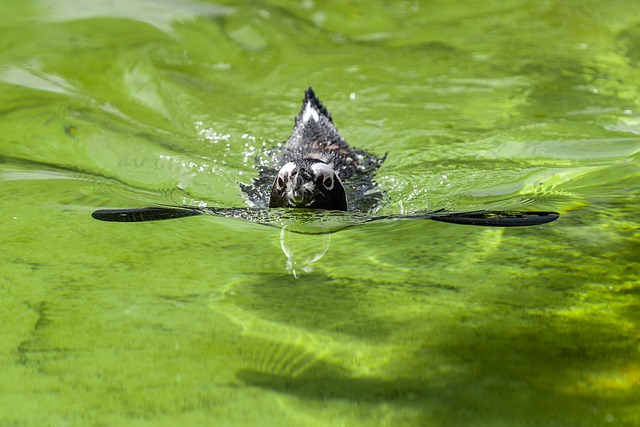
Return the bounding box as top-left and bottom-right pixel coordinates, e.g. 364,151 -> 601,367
427,211 -> 559,227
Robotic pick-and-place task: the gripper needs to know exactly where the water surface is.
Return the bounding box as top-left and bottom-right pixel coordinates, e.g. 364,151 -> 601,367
1,1 -> 639,426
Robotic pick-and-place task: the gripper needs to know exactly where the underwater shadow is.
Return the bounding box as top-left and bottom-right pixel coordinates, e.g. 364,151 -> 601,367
236,368 -> 437,403
234,310 -> 640,425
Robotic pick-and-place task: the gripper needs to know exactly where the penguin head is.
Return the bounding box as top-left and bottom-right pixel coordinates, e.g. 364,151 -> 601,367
269,159 -> 347,211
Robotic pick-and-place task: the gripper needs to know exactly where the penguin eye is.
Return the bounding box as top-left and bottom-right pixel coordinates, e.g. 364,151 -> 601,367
275,162 -> 296,192
321,172 -> 334,190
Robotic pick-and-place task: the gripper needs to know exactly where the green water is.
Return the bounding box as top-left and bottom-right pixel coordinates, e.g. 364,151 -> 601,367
1,0 -> 639,425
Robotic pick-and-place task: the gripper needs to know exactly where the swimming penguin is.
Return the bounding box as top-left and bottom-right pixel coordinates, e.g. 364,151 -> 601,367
268,88 -> 382,211
240,87 -> 385,213
91,89 -> 559,227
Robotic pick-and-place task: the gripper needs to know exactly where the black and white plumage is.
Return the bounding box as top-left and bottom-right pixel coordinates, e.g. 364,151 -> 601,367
267,88 -> 380,211
241,87 -> 385,213
282,87 -> 364,181
269,159 -> 348,210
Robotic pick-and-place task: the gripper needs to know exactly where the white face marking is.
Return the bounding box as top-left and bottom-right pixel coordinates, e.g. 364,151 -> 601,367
311,162 -> 337,191
280,162 -> 296,175
301,101 -> 319,123
275,162 -> 296,191
274,162 -> 342,207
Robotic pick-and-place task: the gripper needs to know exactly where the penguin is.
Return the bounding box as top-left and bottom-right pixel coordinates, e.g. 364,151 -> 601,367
250,87 -> 385,212
91,88 -> 559,227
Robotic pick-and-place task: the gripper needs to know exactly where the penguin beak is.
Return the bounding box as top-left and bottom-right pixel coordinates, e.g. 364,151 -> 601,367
289,171 -> 314,207
291,173 -> 305,204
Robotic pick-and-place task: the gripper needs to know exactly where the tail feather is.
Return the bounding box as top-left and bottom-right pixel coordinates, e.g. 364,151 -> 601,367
298,87 -> 332,123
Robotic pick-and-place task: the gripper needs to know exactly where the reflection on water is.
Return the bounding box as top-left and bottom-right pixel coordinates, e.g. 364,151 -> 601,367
279,227 -> 331,277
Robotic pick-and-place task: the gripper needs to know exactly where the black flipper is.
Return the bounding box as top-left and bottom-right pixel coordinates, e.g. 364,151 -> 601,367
427,211 -> 559,227
91,206 -> 559,228
91,207 -> 203,222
